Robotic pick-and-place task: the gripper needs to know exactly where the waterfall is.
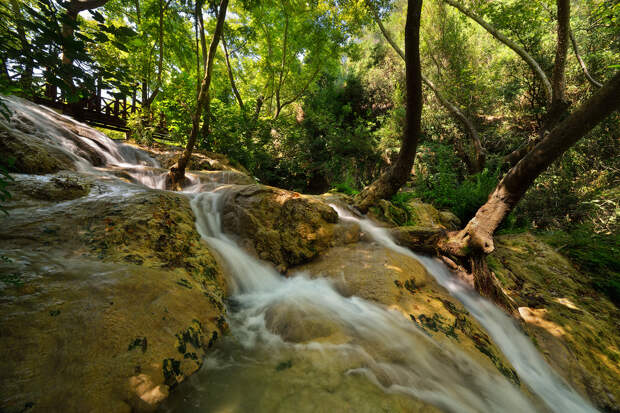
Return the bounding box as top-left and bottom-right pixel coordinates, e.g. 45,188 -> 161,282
330,204 -> 597,413
3,97 -> 598,412
179,191 -> 550,413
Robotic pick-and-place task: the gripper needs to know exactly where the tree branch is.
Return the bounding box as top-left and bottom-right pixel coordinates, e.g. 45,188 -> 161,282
441,0 -> 552,104
570,27 -> 603,88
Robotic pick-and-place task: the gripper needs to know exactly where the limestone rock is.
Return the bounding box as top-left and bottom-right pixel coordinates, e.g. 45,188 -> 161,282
219,184 -> 338,270
367,197 -> 461,230
292,242 -> 521,386
489,233 -> 620,412
0,175 -> 228,412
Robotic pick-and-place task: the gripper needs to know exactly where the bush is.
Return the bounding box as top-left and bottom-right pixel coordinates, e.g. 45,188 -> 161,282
126,111 -> 155,146
413,143 -> 500,222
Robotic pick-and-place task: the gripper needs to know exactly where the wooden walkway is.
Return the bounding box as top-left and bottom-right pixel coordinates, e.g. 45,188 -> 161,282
34,84 -> 167,137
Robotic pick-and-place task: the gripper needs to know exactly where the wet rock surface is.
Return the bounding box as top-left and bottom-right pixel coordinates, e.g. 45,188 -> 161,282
219,184 -> 339,270
132,142 -> 250,175
293,242 -> 521,386
0,175 -> 228,412
489,233 -> 620,412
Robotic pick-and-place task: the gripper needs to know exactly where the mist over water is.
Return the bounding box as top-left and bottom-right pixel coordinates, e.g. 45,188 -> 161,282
3,96 -> 598,412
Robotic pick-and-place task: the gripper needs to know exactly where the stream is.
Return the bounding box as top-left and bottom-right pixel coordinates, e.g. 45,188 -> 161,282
2,95 -> 598,412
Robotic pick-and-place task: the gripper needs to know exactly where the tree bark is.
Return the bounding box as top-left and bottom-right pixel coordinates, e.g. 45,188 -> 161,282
544,0 -> 571,130
442,0 -> 552,105
368,1 -> 484,172
354,0 -> 423,213
169,0 -> 229,189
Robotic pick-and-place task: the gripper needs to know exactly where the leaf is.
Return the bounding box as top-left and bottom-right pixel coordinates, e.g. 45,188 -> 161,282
90,9 -> 106,24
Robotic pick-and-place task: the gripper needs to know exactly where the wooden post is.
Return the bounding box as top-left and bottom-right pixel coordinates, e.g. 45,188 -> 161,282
122,97 -> 127,120
96,78 -> 101,112
131,87 -> 137,113
113,100 -> 119,117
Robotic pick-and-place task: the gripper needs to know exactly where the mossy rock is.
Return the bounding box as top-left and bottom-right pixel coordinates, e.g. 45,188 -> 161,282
0,176 -> 228,412
490,233 -> 620,411
219,184 -> 338,270
292,242 -> 520,386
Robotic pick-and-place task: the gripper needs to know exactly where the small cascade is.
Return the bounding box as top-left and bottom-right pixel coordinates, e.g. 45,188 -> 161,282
166,191 -> 549,413
331,204 -> 598,413
1,95 -> 171,188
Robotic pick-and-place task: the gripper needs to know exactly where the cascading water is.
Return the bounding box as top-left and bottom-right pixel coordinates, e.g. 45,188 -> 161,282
3,96 -> 599,412
331,205 -> 598,413
158,191 -> 552,412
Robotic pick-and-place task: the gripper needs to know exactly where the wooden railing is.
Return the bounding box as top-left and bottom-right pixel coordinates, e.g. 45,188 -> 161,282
34,83 -> 167,137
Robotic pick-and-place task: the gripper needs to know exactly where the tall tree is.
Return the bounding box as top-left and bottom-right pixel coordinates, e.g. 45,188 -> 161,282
169,0 -> 229,189
440,72 -> 620,305
61,0 -> 110,88
354,0 -> 423,212
367,1 -> 485,173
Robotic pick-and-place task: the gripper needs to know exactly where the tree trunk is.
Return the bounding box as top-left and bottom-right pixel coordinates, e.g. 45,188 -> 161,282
367,0 -> 484,172
354,0 -> 423,213
169,0 -> 229,189
61,7 -> 79,91
274,13 -> 289,118
10,0 -> 33,92
61,0 -> 110,91
222,31 -> 244,111
544,0 -> 571,132
439,72 -> 620,304
444,72 -> 620,256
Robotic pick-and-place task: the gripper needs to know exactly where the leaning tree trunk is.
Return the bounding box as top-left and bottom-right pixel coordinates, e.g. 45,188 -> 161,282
440,72 -> 620,303
169,0 -> 229,189
354,0 -> 423,213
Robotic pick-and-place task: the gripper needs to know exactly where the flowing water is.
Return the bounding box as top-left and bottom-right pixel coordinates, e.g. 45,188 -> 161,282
2,96 -> 599,412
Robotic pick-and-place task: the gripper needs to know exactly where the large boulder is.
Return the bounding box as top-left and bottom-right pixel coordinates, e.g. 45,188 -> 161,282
219,184 -> 339,270
489,233 -> 620,412
0,174 -> 228,412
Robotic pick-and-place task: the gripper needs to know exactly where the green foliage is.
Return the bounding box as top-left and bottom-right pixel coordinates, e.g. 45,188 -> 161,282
412,143 -> 500,222
541,227 -> 620,306
332,174 -> 360,196
126,111 -> 156,146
